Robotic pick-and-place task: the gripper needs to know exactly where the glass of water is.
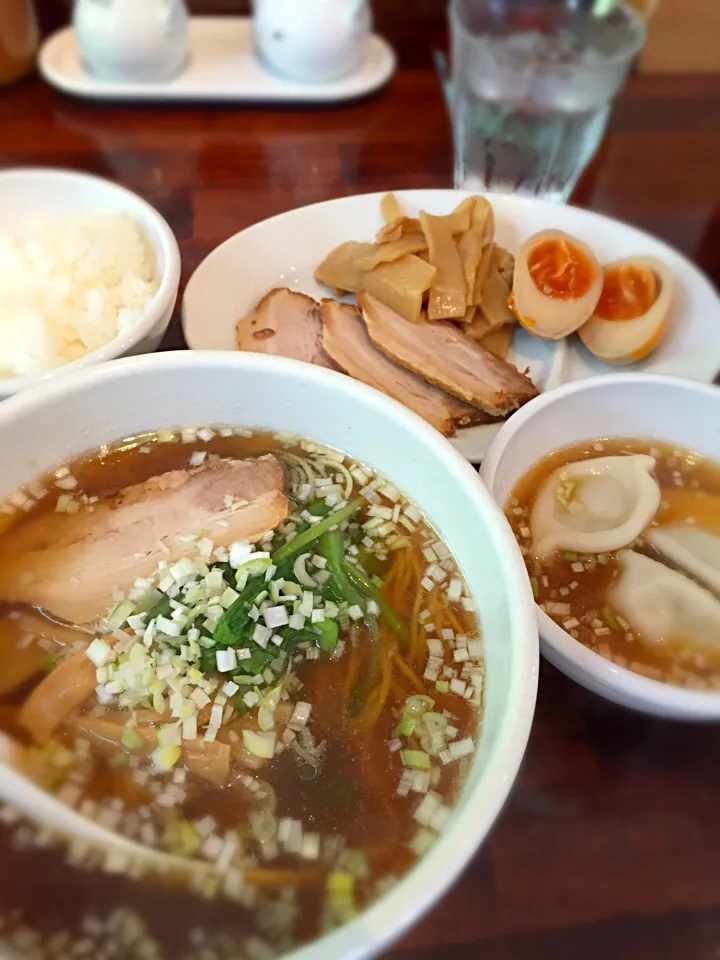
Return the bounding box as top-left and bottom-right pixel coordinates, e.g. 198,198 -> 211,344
450,0 -> 646,202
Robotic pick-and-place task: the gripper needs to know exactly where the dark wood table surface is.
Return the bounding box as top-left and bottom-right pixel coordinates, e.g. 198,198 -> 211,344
4,3 -> 720,958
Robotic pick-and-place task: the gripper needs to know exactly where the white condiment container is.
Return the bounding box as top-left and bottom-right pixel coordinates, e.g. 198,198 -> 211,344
73,0 -> 190,83
252,0 -> 371,84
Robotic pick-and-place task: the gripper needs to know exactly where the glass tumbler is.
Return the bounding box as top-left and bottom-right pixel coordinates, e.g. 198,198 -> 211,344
449,0 -> 646,202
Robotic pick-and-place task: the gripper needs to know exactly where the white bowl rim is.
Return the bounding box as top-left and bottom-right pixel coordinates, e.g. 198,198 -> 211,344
481,371 -> 720,720
0,167 -> 181,393
0,349 -> 540,960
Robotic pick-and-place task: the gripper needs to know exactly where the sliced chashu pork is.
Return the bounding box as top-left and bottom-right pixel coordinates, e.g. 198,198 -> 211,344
358,292 -> 538,416
320,300 -> 493,436
236,288 -> 337,369
0,456 -> 289,625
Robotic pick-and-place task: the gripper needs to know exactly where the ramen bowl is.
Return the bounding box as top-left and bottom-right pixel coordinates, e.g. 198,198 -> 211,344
480,373 -> 720,721
0,350 -> 538,959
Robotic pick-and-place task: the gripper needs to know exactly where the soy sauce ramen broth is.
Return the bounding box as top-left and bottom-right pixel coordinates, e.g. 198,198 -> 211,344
0,428 -> 484,958
507,437 -> 720,690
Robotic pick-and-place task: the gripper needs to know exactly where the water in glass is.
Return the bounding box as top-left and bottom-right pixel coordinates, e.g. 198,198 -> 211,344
450,1 -> 646,202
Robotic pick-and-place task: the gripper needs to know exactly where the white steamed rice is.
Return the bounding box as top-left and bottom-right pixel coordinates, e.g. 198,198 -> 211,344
0,212 -> 160,378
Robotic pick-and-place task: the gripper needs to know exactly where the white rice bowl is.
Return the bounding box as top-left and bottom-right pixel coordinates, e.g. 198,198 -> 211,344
0,212 -> 159,377
0,167 -> 181,399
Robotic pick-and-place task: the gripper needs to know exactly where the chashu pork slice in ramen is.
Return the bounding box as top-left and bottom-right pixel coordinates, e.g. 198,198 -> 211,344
0,455 -> 289,625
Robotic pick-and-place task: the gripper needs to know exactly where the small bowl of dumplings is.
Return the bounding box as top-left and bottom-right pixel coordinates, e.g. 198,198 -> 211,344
480,373 -> 720,720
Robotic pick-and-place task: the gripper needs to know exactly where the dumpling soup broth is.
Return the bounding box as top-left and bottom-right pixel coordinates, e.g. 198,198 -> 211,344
0,428 -> 483,957
508,437 -> 720,690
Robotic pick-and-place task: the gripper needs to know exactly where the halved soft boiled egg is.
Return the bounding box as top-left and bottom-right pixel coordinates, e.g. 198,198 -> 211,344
511,229 -> 602,339
578,256 -> 672,364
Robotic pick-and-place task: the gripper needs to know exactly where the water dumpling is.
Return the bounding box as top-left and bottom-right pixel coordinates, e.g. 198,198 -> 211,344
611,550 -> 720,661
531,454 -> 661,558
647,526 -> 720,595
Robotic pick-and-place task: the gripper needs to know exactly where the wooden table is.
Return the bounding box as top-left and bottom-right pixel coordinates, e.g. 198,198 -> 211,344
3,6 -> 720,958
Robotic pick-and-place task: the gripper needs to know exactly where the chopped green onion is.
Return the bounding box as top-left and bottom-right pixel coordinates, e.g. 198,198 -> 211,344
343,850 -> 369,879
307,500 -> 332,517
242,729 -> 276,759
235,556 -> 273,579
121,728 -> 144,750
166,819 -> 200,857
146,595 -> 171,622
409,828 -> 436,856
327,872 -> 355,897
402,749 -> 431,769
272,499 -> 362,567
86,638 -> 112,667
563,551 -> 579,561
418,712 -> 448,754
530,576 -> 539,598
293,553 -> 319,589
406,695 -> 435,715
601,604 -> 620,631
395,714 -> 415,737
108,600 -> 135,629
314,618 -> 339,651
152,745 -> 182,771
132,588 -> 163,615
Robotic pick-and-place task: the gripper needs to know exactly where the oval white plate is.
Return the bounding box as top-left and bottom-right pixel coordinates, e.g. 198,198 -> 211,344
183,190 -> 720,461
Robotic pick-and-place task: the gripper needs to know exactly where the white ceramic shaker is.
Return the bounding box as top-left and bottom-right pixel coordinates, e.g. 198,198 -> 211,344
73,0 -> 190,83
253,0 -> 371,84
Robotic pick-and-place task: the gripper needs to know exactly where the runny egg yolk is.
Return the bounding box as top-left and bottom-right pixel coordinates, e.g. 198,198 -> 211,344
507,290 -> 533,326
594,263 -> 658,321
527,238 -> 595,301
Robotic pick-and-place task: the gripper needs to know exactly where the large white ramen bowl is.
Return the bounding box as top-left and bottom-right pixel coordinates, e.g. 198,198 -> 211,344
0,168 -> 181,399
480,374 -> 720,722
0,351 -> 538,960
